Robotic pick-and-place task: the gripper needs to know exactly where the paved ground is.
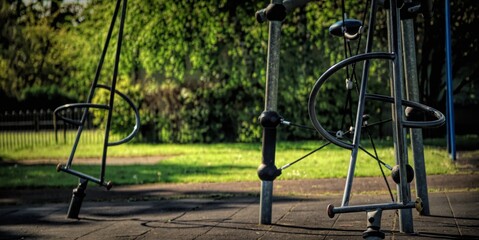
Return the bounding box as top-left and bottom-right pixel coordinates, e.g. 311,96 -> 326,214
1,174 -> 478,239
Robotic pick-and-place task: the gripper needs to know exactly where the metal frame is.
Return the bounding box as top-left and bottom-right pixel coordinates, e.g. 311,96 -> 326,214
53,0 -> 140,218
308,0 -> 444,233
258,0 -> 445,235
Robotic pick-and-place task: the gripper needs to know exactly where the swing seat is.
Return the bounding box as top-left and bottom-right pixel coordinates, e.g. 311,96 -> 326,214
329,19 -> 363,40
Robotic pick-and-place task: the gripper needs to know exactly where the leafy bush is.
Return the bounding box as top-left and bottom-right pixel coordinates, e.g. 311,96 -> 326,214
1,0 -> 478,143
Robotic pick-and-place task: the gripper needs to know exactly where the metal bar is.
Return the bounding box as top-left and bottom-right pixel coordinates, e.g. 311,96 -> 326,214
259,0 -> 283,225
341,0 -> 378,207
264,24 -> 281,110
64,0 -> 122,168
388,0 -> 414,233
100,0 -> 128,183
331,201 -> 416,216
59,167 -> 103,186
260,181 -> 274,224
445,0 -> 456,160
401,7 -> 430,215
365,93 -> 445,128
280,142 -> 330,170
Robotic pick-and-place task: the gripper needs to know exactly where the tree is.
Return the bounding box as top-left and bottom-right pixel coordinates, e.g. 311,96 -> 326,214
2,0 -> 477,142
0,0 -> 85,106
418,0 -> 479,108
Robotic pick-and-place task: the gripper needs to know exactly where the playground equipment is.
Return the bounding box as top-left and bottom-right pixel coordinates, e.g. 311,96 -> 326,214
256,0 -> 445,237
53,0 -> 140,219
444,0 -> 456,160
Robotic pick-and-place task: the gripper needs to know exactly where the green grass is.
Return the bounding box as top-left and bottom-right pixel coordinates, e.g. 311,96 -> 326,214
0,139 -> 469,189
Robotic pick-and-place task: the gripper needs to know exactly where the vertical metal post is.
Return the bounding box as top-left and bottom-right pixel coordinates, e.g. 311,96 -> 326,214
400,4 -> 430,215
63,0 -> 122,169
341,0 -> 378,207
444,0 -> 456,160
259,0 -> 283,225
389,0 -> 414,233
101,0 -> 128,183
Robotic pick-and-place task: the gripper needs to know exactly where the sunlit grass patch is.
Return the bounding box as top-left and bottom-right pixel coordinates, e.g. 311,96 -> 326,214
0,140 -> 468,188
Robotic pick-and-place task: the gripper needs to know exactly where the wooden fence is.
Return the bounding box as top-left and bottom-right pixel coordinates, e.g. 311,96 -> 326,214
0,109 -> 105,150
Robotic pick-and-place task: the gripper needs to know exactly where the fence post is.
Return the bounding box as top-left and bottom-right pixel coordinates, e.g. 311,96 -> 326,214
1,108 -> 63,149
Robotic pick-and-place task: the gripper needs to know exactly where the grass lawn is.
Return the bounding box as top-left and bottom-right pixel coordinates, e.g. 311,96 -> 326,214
1,137 -> 472,189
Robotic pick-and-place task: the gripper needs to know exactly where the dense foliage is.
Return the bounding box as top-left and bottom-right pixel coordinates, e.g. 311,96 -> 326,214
1,0 -> 477,143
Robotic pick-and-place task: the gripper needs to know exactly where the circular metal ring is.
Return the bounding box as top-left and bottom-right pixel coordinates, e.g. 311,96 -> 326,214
53,84 -> 140,146
308,52 -> 445,149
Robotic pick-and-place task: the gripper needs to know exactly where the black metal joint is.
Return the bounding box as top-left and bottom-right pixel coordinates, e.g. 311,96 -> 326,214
66,178 -> 88,219
259,111 -> 282,128
265,3 -> 287,22
400,1 -> 421,20
257,163 -> 282,181
257,110 -> 282,181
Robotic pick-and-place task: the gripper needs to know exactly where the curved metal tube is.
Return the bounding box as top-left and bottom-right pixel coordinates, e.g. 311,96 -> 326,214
96,84 -> 140,146
308,52 -> 395,149
54,103 -> 109,126
53,84 -> 140,146
366,93 -> 445,128
308,52 -> 445,149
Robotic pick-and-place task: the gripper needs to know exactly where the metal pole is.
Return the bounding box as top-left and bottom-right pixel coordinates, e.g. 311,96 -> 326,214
101,0 -> 128,183
341,0 -> 378,207
400,4 -> 430,215
389,0 -> 414,233
445,0 -> 456,160
259,0 -> 284,225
